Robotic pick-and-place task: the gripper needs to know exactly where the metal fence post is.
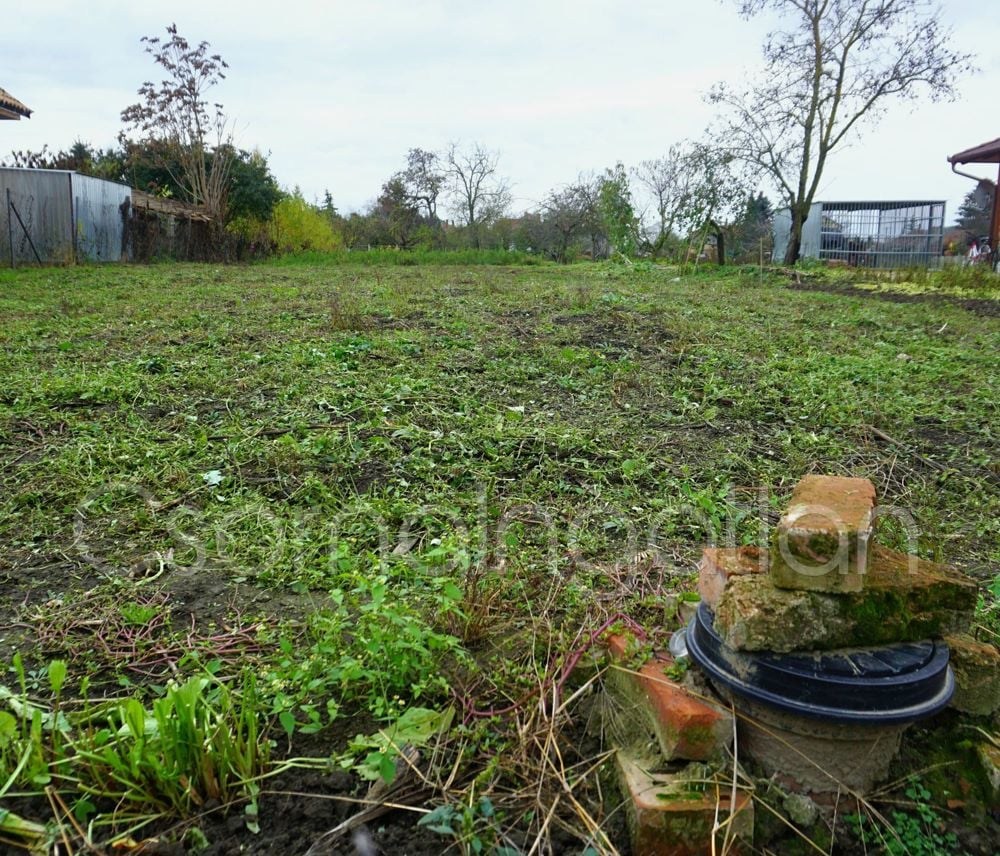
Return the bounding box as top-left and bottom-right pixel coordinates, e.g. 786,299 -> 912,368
6,188 -> 14,269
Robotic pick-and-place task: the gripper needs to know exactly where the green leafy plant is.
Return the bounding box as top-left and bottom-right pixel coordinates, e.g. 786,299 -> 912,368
265,572 -> 466,730
0,654 -> 71,789
118,601 -> 160,627
73,671 -> 269,828
846,779 -> 965,856
973,574 -> 1000,639
338,706 -> 454,784
418,795 -> 520,855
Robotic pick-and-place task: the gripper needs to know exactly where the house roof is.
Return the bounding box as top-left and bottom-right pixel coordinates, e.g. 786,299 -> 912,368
948,137 -> 1000,165
0,87 -> 31,120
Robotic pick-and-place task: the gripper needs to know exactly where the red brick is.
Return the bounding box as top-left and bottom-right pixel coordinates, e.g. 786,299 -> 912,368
605,634 -> 732,762
615,751 -> 754,855
697,546 -> 767,609
771,474 -> 875,593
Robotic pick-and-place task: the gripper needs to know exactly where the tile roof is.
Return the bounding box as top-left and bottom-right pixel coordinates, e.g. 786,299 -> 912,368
0,87 -> 31,120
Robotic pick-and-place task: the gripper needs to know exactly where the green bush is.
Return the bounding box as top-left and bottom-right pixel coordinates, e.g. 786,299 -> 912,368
270,191 -> 342,253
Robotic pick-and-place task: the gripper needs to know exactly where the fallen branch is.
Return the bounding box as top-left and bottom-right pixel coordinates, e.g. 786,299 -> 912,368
865,425 -> 950,474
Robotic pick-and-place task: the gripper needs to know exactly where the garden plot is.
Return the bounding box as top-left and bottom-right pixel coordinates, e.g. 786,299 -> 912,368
0,261 -> 997,853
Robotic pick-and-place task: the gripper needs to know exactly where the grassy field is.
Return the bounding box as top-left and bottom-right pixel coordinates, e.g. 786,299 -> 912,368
1,260 -> 998,852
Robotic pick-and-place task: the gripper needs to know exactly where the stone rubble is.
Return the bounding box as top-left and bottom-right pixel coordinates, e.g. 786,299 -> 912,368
943,633 -> 1000,716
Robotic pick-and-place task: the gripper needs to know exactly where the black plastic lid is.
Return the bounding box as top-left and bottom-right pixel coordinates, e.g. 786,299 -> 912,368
685,603 -> 954,725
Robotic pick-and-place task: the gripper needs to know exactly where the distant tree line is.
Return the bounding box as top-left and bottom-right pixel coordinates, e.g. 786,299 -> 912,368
329,146 -> 773,265
3,1 -> 974,265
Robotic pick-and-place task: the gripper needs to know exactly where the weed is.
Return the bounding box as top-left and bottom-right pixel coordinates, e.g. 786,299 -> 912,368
269,248 -> 539,267
338,705 -> 454,784
847,778 -> 966,855
73,671 -> 269,825
974,573 -> 1000,641
418,795 -> 519,855
264,571 -> 467,728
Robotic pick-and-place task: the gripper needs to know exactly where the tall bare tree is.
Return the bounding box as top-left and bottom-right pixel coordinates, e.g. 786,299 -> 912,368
445,143 -> 512,248
121,24 -> 234,227
710,0 -> 974,264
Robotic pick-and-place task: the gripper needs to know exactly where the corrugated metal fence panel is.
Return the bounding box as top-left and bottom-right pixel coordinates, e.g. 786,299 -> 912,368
771,204 -> 822,261
771,207 -> 791,262
71,174 -> 130,261
0,167 -> 75,265
800,203 -> 823,259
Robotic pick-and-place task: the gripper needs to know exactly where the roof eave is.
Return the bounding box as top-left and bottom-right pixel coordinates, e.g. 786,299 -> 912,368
948,137 -> 1000,165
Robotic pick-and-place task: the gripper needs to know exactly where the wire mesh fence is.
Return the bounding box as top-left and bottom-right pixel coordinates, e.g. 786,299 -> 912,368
774,200 -> 946,268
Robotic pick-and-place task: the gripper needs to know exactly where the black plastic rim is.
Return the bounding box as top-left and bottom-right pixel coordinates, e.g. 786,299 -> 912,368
685,602 -> 954,725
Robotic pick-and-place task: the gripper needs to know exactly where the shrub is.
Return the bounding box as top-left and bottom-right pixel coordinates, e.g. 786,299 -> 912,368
270,190 -> 342,253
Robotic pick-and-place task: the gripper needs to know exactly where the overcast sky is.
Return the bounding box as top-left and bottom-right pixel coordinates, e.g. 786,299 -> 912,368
4,0 -> 998,222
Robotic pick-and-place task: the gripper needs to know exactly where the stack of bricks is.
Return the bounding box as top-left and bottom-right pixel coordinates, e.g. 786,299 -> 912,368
603,633 -> 754,855
604,474 -> 996,852
698,474 -> 995,715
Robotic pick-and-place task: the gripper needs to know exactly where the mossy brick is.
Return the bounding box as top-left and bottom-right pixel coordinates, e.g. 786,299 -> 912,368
770,475 -> 876,594
943,633 -> 1000,716
697,546 -> 767,609
977,743 -> 1000,804
614,751 -> 754,856
606,634 -> 733,762
715,545 -> 977,652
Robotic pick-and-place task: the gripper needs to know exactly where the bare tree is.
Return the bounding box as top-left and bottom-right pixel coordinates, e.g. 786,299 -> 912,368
541,179 -> 598,262
121,24 -> 234,227
711,0 -> 974,264
444,143 -> 512,248
633,146 -> 698,257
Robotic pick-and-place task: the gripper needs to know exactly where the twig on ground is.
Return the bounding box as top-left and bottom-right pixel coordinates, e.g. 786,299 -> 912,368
865,424 -> 950,474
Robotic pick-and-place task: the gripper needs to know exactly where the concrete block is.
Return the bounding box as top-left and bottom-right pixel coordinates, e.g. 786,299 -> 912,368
770,475 -> 876,594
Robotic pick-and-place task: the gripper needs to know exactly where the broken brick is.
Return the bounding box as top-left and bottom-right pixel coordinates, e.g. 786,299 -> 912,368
605,634 -> 732,762
770,475 -> 875,594
614,751 -> 753,855
697,546 -> 767,609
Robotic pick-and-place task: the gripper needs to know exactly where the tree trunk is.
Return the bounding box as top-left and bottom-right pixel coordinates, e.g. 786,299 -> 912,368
783,205 -> 806,265
710,220 -> 726,266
